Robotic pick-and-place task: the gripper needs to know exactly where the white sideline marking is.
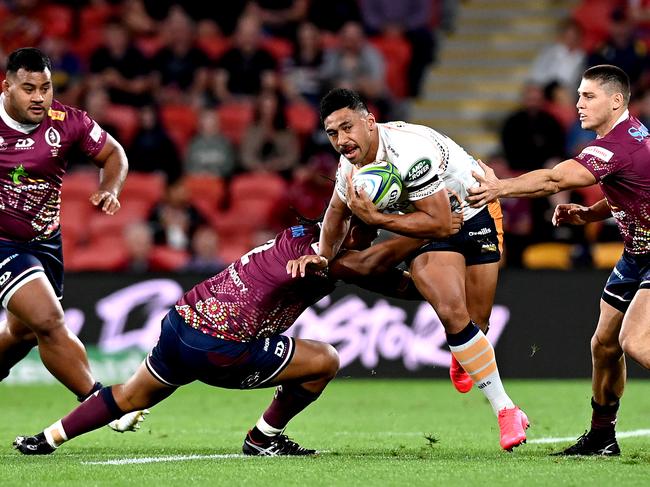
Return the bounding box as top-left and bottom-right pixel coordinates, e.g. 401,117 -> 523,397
83,454 -> 250,465
529,429 -> 650,444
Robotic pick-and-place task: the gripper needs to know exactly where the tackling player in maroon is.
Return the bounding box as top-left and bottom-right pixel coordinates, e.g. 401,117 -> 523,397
13,219 -> 427,456
468,64 -> 650,456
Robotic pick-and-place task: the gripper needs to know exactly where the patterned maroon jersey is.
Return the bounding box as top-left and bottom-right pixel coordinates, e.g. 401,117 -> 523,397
574,113 -> 650,254
175,225 -> 335,341
0,97 -> 107,241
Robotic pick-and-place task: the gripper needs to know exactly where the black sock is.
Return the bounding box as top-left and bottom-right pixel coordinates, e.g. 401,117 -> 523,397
77,381 -> 103,403
590,397 -> 619,437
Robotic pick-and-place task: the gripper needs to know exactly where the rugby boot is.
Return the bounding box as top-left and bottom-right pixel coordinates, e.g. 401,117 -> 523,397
13,433 -> 55,455
498,406 -> 529,451
449,355 -> 473,393
242,431 -> 317,456
551,430 -> 620,456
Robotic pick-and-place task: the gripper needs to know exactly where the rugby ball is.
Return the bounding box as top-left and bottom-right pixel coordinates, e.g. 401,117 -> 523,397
352,161 -> 403,211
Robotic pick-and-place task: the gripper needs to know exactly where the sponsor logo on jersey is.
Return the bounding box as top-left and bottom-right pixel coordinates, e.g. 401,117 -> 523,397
228,263 -> 248,293
8,165 -> 29,184
15,138 -> 35,149
469,227 -> 492,236
0,254 -> 17,269
579,145 -> 614,162
405,158 -> 432,182
386,143 -> 399,157
628,124 -> 650,142
48,108 -> 66,121
0,271 -> 11,286
45,127 -> 61,148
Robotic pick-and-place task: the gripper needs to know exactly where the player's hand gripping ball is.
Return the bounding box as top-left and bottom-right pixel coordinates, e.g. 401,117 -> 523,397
352,161 -> 403,211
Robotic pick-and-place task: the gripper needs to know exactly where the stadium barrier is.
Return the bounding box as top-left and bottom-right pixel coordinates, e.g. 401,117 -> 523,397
6,269 -> 648,383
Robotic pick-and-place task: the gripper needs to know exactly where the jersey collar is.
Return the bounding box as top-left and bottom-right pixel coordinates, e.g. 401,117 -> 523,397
375,124 -> 388,162
611,109 -> 629,130
0,94 -> 40,134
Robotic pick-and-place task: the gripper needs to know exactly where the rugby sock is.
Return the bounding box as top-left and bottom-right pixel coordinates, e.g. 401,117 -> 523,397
447,322 -> 515,414
250,384 -> 321,442
77,381 -> 103,402
44,387 -> 123,448
590,397 -> 619,437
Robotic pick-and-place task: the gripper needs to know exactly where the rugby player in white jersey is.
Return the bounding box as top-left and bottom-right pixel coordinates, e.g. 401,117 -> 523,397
290,88 -> 528,451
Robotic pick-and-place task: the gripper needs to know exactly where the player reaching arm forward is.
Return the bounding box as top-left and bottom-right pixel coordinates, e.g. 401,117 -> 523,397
292,88 -> 530,451
468,64 -> 650,457
13,219 -> 424,456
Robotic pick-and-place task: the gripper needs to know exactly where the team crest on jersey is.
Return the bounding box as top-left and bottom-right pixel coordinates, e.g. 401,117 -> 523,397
45,127 -> 61,156
405,158 -> 432,182
48,108 -> 65,121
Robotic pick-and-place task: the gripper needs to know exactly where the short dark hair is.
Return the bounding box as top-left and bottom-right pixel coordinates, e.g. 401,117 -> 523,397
583,64 -> 631,105
6,47 -> 51,74
319,88 -> 368,123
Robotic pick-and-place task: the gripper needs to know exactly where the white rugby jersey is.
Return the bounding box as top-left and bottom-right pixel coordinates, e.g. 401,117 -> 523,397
335,121 -> 486,221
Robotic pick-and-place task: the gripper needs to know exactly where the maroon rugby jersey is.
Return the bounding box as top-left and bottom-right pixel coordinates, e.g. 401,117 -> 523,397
0,97 -> 107,241
175,224 -> 335,341
574,112 -> 650,254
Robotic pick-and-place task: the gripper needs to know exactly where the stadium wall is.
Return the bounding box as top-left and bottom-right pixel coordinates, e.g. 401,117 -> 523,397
7,270 -> 648,382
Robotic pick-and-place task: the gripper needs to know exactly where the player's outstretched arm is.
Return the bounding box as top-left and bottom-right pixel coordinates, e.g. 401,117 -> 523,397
89,133 -> 129,215
466,159 -> 597,208
319,190 -> 352,261
552,198 -> 611,226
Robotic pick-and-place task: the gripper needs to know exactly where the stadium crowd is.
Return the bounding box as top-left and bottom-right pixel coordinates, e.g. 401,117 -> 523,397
1,0 -> 648,271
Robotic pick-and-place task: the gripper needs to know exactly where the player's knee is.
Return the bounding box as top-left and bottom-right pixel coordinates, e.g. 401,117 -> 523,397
434,303 -> 467,329
30,310 -> 66,339
317,343 -> 340,380
591,332 -> 622,361
619,334 -> 645,364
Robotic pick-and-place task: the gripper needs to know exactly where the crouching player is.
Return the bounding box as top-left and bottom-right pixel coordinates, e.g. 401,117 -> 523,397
13,218 -> 427,456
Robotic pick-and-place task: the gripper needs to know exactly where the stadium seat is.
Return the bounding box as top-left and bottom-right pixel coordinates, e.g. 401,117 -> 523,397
183,174 -> 227,219
261,37 -> 294,62
62,171 -> 100,200
286,102 -> 318,138
135,35 -> 164,59
217,101 -> 254,146
104,104 -> 140,146
229,172 -> 287,202
197,34 -> 230,61
370,34 -> 412,99
118,172 -> 166,210
150,246 -> 190,271
39,4 -> 74,38
86,200 -> 152,242
592,242 -> 624,269
66,236 -> 128,272
522,242 -> 573,270
160,104 -> 199,156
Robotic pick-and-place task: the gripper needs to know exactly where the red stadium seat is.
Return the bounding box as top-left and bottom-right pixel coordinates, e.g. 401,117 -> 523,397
160,104 -> 199,155
217,101 -> 254,146
104,104 -> 139,146
66,237 -> 128,272
118,172 -> 166,209
183,174 -> 227,220
285,102 -> 318,138
229,172 -> 287,202
87,199 -> 152,242
370,34 -> 412,99
261,37 -> 293,62
135,35 -> 164,59
150,246 -> 190,271
197,34 -> 231,61
39,4 -> 74,38
62,171 -> 100,201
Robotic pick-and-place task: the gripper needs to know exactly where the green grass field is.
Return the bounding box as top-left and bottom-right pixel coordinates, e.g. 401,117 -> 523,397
2,379 -> 650,486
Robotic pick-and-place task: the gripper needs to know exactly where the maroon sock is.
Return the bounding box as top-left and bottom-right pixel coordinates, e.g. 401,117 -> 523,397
590,397 -> 619,436
261,384 -> 321,432
61,387 -> 124,440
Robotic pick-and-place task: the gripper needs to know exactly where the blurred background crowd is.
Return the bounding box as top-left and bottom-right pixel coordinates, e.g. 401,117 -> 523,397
0,0 -> 647,272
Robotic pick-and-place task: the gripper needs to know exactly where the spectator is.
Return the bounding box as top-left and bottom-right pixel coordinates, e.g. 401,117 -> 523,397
245,0 -> 309,40
528,18 -> 586,90
152,6 -> 210,104
40,35 -> 82,105
213,15 -> 278,102
127,105 -> 182,182
543,81 -> 578,131
587,8 -> 650,90
185,109 -> 236,178
320,21 -> 391,117
240,91 -> 300,178
183,226 -> 227,273
282,21 -> 325,106
148,178 -> 206,252
119,222 -> 156,273
359,0 -> 436,97
501,83 -> 566,172
88,20 -> 153,107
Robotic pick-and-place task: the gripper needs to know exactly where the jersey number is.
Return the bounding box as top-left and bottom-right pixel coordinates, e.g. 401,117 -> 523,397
240,240 -> 275,265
